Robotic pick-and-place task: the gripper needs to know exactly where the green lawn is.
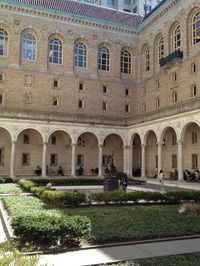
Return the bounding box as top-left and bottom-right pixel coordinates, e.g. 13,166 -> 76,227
0,183 -> 22,194
64,205 -> 200,243
99,253 -> 200,266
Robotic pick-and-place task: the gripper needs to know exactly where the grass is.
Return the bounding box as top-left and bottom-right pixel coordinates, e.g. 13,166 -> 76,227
64,205 -> 200,243
98,253 -> 200,266
0,183 -> 22,194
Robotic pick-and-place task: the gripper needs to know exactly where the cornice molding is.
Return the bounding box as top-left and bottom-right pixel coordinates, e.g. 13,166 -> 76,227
0,1 -> 136,35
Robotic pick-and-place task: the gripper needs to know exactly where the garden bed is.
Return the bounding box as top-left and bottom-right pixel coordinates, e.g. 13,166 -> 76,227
64,205 -> 200,244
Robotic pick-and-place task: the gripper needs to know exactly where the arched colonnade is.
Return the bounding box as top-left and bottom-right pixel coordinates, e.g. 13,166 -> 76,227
0,119 -> 199,181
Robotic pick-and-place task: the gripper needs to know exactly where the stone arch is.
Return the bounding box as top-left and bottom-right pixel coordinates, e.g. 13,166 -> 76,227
160,125 -> 178,143
15,128 -> 44,176
47,32 -> 67,44
47,130 -> 72,176
20,27 -> 40,40
180,121 -> 200,141
181,121 -> 200,173
76,131 -> 99,175
160,126 -> 179,178
130,132 -> 142,146
103,133 -> 124,173
47,129 -> 72,143
143,129 -> 158,145
76,130 -> 100,145
15,127 -> 44,142
0,127 -> 13,176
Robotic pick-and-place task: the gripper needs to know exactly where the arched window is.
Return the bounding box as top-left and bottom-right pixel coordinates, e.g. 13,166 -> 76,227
48,37 -> 62,64
0,28 -> 8,56
121,50 -> 131,74
173,24 -> 181,50
21,32 -> 36,61
192,11 -> 200,45
98,46 -> 110,71
74,41 -> 87,67
144,45 -> 150,72
158,36 -> 164,62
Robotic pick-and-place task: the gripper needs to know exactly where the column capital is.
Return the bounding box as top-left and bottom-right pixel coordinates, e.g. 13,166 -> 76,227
12,140 -> 16,144
141,143 -> 146,147
98,144 -> 103,148
124,145 -> 132,150
177,139 -> 184,144
43,141 -> 48,145
71,143 -> 77,147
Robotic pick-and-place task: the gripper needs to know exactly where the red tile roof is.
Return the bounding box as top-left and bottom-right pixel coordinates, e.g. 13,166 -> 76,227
10,0 -> 142,27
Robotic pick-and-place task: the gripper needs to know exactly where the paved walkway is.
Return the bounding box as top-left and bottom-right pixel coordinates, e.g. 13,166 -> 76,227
40,237 -> 200,266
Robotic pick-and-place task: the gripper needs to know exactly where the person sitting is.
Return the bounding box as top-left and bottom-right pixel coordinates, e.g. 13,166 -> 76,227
171,169 -> 178,180
193,169 -> 200,182
184,169 -> 192,181
77,165 -> 84,176
35,165 -> 42,176
57,166 -> 64,176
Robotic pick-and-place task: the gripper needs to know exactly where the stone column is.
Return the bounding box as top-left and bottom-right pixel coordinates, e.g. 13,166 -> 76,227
98,144 -> 103,177
157,142 -> 162,176
10,141 -> 16,178
177,140 -> 184,181
71,143 -> 76,177
124,146 -> 132,177
141,144 -> 146,178
42,142 -> 47,177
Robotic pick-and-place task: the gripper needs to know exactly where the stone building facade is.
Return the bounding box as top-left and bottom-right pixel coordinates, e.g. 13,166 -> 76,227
0,0 -> 200,182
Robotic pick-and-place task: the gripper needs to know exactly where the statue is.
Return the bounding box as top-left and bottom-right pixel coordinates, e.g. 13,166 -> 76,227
105,152 -> 117,177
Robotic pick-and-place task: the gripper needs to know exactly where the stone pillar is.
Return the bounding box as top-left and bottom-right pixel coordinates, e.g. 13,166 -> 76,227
42,142 -> 47,177
124,146 -> 132,177
157,142 -> 162,176
71,143 -> 76,177
10,141 -> 16,178
177,140 -> 184,181
98,144 -> 103,177
141,144 -> 146,178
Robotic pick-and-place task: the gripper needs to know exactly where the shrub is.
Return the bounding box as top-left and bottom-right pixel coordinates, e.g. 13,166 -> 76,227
18,179 -> 38,192
12,213 -> 91,246
0,176 -> 13,184
41,190 -> 86,207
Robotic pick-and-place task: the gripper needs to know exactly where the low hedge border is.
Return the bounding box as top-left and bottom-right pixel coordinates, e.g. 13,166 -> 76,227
18,179 -> 200,207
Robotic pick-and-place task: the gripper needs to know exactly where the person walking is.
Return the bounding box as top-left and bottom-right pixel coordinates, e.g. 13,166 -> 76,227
159,170 -> 165,191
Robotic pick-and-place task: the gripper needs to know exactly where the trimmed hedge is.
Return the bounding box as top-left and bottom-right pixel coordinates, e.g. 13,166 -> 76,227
18,179 -> 38,192
12,212 -> 91,246
32,178 -> 145,186
90,191 -> 200,205
41,190 -> 86,207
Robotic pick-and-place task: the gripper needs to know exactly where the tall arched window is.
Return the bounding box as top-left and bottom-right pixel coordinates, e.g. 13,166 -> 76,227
192,11 -> 200,45
0,28 -> 8,56
21,32 -> 36,61
173,24 -> 181,51
74,41 -> 87,67
158,36 -> 164,62
144,45 -> 150,72
121,49 -> 131,74
48,37 -> 62,64
98,46 -> 110,71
